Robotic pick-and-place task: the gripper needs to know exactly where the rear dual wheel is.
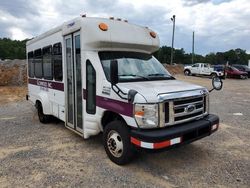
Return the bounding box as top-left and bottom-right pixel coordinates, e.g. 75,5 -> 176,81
210,73 -> 217,79
36,102 -> 51,123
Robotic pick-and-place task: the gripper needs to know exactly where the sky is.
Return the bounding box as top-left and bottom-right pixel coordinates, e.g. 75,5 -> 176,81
0,0 -> 249,55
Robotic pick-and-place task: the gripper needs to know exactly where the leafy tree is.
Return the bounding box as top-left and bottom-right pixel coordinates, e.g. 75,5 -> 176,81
0,38 -> 27,60
0,38 -> 249,65
154,46 -> 249,65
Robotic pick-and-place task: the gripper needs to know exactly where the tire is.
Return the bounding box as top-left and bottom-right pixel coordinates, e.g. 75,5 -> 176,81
184,69 -> 191,76
36,102 -> 51,123
103,120 -> 134,165
211,73 -> 217,79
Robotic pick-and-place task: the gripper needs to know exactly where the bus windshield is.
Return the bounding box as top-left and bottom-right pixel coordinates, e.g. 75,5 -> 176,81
99,51 -> 173,82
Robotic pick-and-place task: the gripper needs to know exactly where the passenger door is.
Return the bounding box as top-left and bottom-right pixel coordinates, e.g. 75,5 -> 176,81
191,64 -> 199,74
202,64 -> 211,75
64,32 -> 83,133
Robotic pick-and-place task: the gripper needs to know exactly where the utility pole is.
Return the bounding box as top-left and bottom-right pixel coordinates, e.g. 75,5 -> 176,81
170,15 -> 176,65
192,31 -> 194,64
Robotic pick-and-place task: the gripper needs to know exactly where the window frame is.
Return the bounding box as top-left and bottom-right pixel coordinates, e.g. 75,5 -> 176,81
192,64 -> 199,68
28,51 -> 34,78
53,42 -> 63,81
86,60 -> 96,114
34,48 -> 43,78
42,45 -> 53,80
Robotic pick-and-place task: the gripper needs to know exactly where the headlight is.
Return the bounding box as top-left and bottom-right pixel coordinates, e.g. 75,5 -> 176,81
134,104 -> 158,128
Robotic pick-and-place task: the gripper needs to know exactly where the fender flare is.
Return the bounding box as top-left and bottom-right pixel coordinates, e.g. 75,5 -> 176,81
35,92 -> 51,115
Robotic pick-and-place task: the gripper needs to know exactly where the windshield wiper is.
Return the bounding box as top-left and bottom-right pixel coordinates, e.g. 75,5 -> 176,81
147,73 -> 165,76
147,73 -> 175,79
118,74 -> 150,80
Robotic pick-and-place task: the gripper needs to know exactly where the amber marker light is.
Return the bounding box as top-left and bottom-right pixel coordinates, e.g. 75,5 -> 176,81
135,111 -> 145,117
99,23 -> 108,31
150,31 -> 157,38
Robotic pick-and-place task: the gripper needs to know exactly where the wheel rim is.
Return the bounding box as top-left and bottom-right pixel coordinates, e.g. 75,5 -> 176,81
107,130 -> 123,158
185,71 -> 189,75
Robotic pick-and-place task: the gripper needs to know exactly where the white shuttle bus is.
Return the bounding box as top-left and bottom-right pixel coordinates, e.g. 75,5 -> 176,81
27,16 -> 222,165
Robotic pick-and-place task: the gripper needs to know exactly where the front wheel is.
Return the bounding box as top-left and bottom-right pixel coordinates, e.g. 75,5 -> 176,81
103,120 -> 134,165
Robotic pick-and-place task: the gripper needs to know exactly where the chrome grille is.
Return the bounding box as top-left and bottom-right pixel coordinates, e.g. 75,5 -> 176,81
165,95 -> 207,125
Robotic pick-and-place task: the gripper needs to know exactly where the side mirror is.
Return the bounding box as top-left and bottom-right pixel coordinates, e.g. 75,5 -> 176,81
110,60 -> 118,85
210,76 -> 223,92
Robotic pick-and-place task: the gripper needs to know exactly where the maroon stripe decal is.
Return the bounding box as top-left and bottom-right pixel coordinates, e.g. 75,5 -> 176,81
83,89 -> 133,117
28,78 -> 64,91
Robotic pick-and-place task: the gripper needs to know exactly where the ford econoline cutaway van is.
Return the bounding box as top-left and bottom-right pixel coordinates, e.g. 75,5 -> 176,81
26,16 -> 222,165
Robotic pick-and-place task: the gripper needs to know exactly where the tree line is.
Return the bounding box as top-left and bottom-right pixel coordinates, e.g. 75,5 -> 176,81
154,46 -> 250,65
0,38 -> 249,65
0,38 -> 27,60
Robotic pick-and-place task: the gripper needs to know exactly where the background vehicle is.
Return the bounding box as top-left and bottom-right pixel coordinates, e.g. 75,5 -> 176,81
213,65 -> 224,72
184,63 -> 223,78
232,64 -> 250,78
225,66 -> 248,79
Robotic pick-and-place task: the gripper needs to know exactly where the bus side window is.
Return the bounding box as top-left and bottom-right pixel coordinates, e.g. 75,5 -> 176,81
42,46 -> 53,80
28,51 -> 34,78
34,49 -> 43,78
86,60 -> 96,114
53,43 -> 63,81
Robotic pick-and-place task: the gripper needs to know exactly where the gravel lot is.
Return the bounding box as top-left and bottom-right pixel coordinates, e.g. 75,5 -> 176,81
0,76 -> 249,188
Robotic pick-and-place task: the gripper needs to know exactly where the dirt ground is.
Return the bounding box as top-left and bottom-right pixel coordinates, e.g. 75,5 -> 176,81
0,75 -> 249,188
0,86 -> 27,104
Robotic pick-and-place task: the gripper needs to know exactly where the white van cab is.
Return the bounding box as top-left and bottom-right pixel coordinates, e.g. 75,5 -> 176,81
26,16 -> 222,165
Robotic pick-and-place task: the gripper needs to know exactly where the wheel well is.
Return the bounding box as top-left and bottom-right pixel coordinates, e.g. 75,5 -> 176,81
184,69 -> 190,72
101,111 -> 126,129
35,100 -> 41,109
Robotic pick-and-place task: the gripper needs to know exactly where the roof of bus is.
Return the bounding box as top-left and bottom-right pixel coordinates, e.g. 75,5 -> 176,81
27,17 -> 160,53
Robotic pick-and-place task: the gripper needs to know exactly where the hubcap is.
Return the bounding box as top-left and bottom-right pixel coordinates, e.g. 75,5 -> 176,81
107,130 -> 123,158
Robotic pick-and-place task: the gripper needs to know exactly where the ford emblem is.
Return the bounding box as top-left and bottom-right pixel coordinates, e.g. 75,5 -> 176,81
184,104 -> 196,113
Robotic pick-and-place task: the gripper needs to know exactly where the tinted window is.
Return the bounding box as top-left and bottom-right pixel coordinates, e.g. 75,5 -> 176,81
192,64 -> 199,68
43,46 -> 53,80
53,43 -> 63,81
28,52 -> 34,77
34,49 -> 43,78
86,60 -> 96,114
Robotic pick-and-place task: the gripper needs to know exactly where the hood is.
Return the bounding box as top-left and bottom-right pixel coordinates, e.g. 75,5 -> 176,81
118,79 -> 205,103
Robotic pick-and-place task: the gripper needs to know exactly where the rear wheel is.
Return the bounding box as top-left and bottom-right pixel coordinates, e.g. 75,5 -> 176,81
211,73 -> 217,79
103,120 -> 134,165
184,69 -> 191,76
36,102 -> 51,123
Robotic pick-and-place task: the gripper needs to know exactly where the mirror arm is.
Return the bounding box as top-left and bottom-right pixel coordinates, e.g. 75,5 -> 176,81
111,84 -> 128,100
209,88 -> 214,93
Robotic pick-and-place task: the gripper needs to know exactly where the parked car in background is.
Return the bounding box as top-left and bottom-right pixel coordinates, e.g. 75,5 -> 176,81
225,66 -> 248,79
232,64 -> 250,78
184,63 -> 224,78
213,65 -> 224,72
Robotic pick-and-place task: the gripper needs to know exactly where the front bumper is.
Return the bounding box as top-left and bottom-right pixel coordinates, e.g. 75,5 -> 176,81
130,114 -> 219,150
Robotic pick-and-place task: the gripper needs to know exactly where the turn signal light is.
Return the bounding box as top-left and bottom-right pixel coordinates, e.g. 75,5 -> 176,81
150,31 -> 157,38
135,111 -> 145,117
99,23 -> 108,31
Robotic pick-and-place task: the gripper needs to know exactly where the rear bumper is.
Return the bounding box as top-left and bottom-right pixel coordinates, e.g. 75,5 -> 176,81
130,114 -> 219,150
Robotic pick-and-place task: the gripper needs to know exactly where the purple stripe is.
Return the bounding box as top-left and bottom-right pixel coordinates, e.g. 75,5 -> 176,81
83,89 -> 133,117
96,96 -> 133,117
28,78 -> 64,91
